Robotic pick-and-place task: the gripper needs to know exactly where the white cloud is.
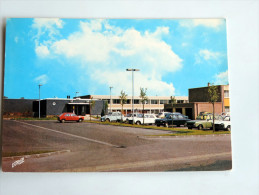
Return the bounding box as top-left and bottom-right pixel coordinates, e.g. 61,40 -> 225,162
199,49 -> 221,60
180,19 -> 224,29
34,74 -> 48,85
195,49 -> 222,64
35,44 -> 50,57
14,36 -> 19,43
214,70 -> 229,85
91,70 -> 175,96
32,18 -> 64,57
34,20 -> 183,95
32,18 -> 64,30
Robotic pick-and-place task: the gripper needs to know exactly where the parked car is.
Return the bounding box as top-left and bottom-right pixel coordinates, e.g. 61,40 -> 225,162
155,113 -> 190,127
157,112 -> 170,118
100,112 -> 122,122
123,113 -> 141,123
215,115 -> 231,131
58,113 -> 84,123
128,114 -> 157,125
186,114 -> 220,130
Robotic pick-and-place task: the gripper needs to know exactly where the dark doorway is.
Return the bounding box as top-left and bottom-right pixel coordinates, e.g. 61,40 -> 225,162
185,108 -> 193,119
67,105 -> 90,115
176,108 -> 182,114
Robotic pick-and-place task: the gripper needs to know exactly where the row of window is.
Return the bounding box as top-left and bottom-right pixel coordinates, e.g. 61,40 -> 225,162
104,99 -> 186,104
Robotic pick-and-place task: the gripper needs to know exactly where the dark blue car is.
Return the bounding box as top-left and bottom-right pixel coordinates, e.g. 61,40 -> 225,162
155,113 -> 190,127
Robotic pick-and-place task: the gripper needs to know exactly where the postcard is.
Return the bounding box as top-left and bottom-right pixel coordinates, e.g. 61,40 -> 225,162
2,18 -> 231,172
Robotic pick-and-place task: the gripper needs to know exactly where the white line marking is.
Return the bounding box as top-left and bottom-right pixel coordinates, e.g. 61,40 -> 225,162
14,121 -> 119,147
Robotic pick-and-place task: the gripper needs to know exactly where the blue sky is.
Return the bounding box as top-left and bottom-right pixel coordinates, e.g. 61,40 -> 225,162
4,18 -> 229,99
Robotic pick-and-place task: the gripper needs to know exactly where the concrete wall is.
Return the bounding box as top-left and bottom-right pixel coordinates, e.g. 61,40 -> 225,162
46,99 -> 70,116
3,99 -> 35,116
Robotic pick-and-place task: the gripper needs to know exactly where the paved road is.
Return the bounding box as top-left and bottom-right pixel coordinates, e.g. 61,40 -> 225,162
2,120 -> 232,172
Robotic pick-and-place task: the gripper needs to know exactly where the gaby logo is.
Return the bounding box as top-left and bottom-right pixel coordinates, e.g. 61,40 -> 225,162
12,157 -> 24,168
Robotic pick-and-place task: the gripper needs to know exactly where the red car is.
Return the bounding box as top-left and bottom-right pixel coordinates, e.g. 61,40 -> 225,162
58,113 -> 84,123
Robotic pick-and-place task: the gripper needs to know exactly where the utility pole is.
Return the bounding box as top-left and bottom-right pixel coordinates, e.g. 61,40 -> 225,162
126,68 -> 140,124
109,86 -> 113,113
38,84 -> 42,118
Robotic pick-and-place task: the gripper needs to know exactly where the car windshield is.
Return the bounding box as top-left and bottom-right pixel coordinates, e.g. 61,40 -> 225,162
196,116 -> 202,120
136,114 -> 143,118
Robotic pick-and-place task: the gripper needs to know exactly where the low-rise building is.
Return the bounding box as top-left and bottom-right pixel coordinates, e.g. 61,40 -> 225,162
164,84 -> 230,119
79,95 -> 189,114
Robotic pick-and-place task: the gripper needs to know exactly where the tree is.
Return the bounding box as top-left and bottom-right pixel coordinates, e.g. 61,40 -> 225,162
119,90 -> 127,123
140,88 -> 148,124
90,97 -> 95,121
170,96 -> 176,127
208,84 -> 220,132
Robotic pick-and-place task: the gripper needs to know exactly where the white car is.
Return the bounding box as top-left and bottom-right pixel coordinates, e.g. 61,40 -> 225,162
100,112 -> 122,122
214,116 -> 231,131
128,114 -> 157,125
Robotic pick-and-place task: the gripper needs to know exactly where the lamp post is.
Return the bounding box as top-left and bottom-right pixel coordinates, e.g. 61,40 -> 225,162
75,91 -> 79,98
38,84 -> 42,118
109,86 -> 113,113
126,68 -> 140,124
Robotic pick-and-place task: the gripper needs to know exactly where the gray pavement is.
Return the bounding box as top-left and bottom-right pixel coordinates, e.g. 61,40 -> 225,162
2,120 -> 232,172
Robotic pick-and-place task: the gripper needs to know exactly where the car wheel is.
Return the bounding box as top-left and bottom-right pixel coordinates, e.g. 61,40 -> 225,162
164,123 -> 169,128
106,119 -> 110,122
78,119 -> 83,122
198,125 -> 203,130
61,119 -> 65,123
226,125 -> 231,131
188,127 -> 192,129
157,125 -> 160,127
136,121 -> 141,125
177,125 -> 180,127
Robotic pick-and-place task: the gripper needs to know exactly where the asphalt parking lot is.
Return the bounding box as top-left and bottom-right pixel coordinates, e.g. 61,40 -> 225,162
2,120 -> 232,172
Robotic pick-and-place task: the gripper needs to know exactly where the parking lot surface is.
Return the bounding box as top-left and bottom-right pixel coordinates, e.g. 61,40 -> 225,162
2,120 -> 232,172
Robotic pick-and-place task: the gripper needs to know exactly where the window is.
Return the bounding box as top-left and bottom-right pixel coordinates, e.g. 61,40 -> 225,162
126,99 -> 131,104
113,99 -> 120,104
225,106 -> 230,112
151,100 -> 158,104
134,100 -> 140,104
177,100 -> 184,103
224,90 -> 229,98
160,100 -> 168,104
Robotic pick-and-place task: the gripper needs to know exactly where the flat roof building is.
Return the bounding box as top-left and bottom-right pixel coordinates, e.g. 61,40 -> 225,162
79,95 -> 189,114
164,84 -> 230,119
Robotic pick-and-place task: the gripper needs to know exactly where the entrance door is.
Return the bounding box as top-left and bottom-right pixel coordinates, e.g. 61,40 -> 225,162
185,108 -> 193,120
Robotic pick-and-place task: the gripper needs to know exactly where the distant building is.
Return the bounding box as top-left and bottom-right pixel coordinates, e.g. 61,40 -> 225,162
3,97 -> 106,117
164,84 -> 230,119
79,95 -> 188,114
3,98 -> 35,117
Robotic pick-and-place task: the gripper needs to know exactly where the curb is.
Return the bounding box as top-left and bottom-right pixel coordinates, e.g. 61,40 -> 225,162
139,134 -> 231,139
2,150 -> 71,161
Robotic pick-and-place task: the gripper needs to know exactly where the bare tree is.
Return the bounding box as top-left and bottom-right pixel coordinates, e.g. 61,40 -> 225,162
119,90 -> 127,123
208,84 -> 220,132
90,97 -> 95,121
170,96 -> 176,127
140,88 -> 148,124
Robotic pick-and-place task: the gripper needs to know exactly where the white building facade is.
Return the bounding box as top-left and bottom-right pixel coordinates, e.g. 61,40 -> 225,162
84,95 -> 188,114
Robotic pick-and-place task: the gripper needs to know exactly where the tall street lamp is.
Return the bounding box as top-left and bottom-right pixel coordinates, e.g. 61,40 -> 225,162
109,86 -> 113,113
38,84 -> 42,119
126,68 -> 140,124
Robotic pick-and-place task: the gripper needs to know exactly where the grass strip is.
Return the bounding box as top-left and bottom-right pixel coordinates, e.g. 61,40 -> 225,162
85,120 -> 230,136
